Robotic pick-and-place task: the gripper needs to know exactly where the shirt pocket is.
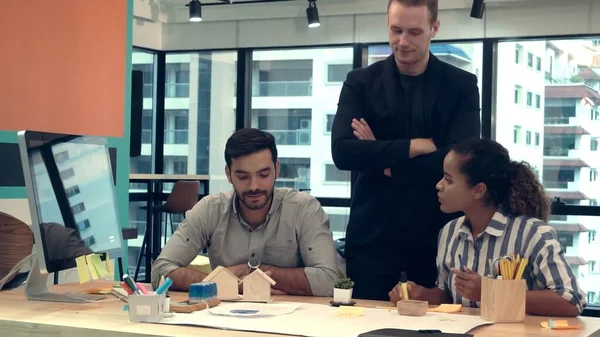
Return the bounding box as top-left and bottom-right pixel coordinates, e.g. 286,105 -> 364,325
262,243 -> 301,268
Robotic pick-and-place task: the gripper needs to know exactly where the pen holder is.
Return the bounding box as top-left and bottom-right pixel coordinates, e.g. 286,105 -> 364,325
480,277 -> 526,323
128,293 -> 166,323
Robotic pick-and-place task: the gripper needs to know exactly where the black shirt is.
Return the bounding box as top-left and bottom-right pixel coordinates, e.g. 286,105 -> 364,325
397,71 -> 428,138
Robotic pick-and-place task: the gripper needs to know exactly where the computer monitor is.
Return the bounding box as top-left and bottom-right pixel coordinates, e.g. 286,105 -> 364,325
17,130 -> 125,303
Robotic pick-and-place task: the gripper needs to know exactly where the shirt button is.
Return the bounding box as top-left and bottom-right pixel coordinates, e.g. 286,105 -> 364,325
249,229 -> 253,233
251,253 -> 255,257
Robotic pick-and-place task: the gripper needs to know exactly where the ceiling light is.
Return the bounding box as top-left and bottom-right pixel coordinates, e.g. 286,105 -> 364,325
187,0 -> 202,22
306,0 -> 320,28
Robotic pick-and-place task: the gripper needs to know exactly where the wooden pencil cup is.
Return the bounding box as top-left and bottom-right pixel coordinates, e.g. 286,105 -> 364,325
481,277 -> 526,323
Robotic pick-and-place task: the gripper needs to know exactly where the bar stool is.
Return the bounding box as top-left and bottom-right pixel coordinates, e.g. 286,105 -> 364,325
134,180 -> 200,281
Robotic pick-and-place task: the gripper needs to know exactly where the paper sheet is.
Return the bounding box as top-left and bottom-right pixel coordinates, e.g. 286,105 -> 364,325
85,254 -> 100,280
428,304 -> 462,313
105,252 -> 113,275
89,254 -> 109,278
161,302 -> 492,337
75,255 -> 91,284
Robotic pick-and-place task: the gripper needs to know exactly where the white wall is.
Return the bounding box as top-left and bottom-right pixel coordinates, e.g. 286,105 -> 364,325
137,0 -> 600,51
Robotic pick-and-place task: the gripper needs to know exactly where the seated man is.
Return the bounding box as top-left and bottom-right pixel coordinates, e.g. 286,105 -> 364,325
151,128 -> 342,296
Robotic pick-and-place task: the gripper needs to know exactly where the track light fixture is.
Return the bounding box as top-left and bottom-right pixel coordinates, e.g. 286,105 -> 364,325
187,0 -> 202,22
306,0 -> 320,28
470,0 -> 485,19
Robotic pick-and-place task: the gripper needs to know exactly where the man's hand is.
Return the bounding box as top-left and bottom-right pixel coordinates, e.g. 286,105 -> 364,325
351,118 -> 376,141
451,268 -> 482,302
409,138 -> 437,158
227,264 -> 251,279
389,281 -> 426,304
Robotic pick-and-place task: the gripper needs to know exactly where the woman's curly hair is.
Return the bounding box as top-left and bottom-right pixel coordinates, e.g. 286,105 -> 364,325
452,139 -> 550,222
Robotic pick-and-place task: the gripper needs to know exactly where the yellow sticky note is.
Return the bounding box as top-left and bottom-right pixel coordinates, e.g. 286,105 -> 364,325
75,255 -> 91,284
105,252 -> 113,275
85,254 -> 100,280
427,304 -> 462,313
541,320 -> 578,330
334,306 -> 364,318
90,254 -> 108,278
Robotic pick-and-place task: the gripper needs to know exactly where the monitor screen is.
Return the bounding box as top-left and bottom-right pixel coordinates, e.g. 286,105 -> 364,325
19,131 -> 124,274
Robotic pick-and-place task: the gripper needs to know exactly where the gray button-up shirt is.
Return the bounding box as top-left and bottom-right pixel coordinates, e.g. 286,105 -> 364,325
151,187 -> 342,296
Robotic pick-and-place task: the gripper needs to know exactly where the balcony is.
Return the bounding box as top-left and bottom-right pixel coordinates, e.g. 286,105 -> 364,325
276,178 -> 310,191
267,129 -> 311,146
140,129 -> 188,145
252,81 -> 312,97
544,116 -> 592,135
165,83 -> 189,98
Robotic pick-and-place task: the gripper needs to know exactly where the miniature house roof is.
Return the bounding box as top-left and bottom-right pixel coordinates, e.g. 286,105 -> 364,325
203,265 -> 241,282
240,269 -> 276,286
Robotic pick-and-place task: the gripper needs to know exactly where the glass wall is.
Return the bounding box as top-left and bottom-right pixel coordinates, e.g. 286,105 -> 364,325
495,38 -> 600,303
250,47 -> 354,200
163,52 -> 238,193
130,50 -> 155,175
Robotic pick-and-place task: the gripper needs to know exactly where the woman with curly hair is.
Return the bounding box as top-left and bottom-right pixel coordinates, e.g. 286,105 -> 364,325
389,138 -> 586,317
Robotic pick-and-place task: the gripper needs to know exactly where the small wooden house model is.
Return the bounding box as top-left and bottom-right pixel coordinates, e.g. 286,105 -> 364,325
240,269 -> 276,302
202,266 -> 241,300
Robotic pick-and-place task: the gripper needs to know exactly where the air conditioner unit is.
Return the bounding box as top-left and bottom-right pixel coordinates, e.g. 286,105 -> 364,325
299,119 -> 311,130
297,130 -> 311,145
274,132 -> 286,145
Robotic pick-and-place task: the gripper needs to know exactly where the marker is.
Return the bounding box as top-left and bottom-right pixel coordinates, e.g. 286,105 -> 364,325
136,282 -> 150,295
122,274 -> 140,294
120,281 -> 134,295
154,277 -> 173,295
399,271 -> 409,300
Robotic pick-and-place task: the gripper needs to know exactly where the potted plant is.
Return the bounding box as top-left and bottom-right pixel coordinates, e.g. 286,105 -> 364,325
333,277 -> 354,303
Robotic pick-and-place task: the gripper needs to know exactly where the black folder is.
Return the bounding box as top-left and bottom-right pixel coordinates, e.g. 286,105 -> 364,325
358,328 -> 473,337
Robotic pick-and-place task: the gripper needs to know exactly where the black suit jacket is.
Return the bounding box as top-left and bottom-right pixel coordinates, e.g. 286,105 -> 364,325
331,53 -> 481,250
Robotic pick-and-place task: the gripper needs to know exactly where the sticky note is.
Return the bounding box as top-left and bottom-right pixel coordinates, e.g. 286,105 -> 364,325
334,306 -> 364,318
90,254 -> 108,277
75,255 -> 91,284
427,304 -> 462,313
85,254 -> 100,280
105,252 -> 113,275
541,319 -> 578,330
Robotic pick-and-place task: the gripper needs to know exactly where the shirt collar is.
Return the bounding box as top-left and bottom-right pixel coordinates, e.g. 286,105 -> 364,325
459,207 -> 511,239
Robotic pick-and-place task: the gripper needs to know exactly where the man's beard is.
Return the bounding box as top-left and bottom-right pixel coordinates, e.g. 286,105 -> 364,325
235,187 -> 274,210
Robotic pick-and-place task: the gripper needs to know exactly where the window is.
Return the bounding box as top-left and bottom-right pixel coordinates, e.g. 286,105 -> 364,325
77,219 -> 91,231
71,202 -> 86,215
83,236 -> 96,247
325,114 -> 335,133
514,85 -> 522,104
513,126 -> 521,144
277,158 -> 310,191
130,50 -> 155,175
59,168 -> 75,180
252,59 -> 313,96
591,168 -> 598,182
497,40 -> 600,307
526,131 -> 532,145
252,109 -> 312,145
325,164 -> 351,183
327,64 -> 352,83
252,47 -> 353,199
515,45 -> 522,64
526,91 -> 533,107
65,185 -> 80,198
54,151 -> 69,164
161,52 -> 237,189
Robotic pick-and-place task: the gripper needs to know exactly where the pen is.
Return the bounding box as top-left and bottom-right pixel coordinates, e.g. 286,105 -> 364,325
154,277 -> 173,295
458,254 -> 466,272
399,271 -> 409,300
123,274 -> 140,294
120,281 -> 134,295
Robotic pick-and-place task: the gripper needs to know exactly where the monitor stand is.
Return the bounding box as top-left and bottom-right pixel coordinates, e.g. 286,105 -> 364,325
25,254 -> 106,303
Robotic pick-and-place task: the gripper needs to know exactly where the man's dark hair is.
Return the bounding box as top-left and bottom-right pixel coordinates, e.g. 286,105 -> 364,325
224,128 -> 278,167
387,0 -> 438,24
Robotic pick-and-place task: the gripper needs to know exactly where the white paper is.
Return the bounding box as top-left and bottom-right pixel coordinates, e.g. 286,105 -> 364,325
160,302 -> 492,337
208,302 -> 299,317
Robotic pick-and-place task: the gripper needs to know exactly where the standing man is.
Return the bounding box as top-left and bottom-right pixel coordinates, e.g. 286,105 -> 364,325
331,0 -> 480,301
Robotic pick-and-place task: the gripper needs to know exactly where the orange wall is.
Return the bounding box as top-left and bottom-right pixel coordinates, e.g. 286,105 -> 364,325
0,1 -> 127,137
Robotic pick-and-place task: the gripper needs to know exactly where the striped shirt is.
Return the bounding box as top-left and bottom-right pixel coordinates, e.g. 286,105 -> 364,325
436,208 -> 587,313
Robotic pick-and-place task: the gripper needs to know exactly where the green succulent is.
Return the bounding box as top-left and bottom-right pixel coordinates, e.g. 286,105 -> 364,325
334,277 -> 354,289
